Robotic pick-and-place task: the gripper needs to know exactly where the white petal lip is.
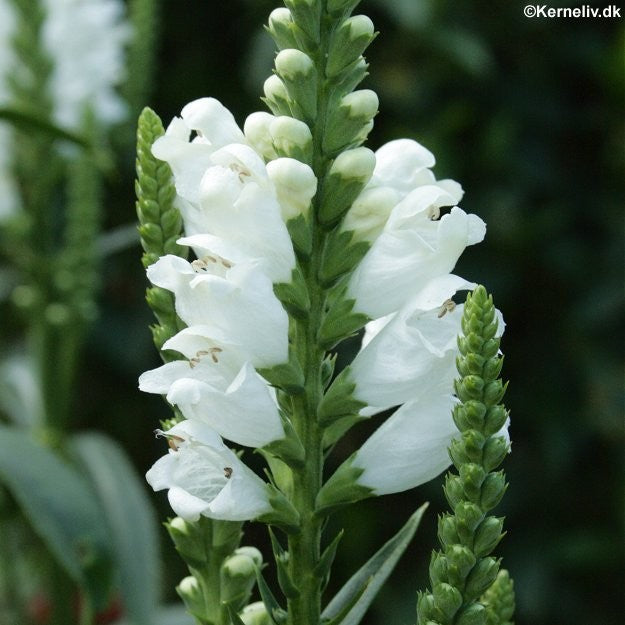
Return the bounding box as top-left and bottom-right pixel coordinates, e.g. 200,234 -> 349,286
348,188 -> 486,319
166,362 -> 285,448
146,420 -> 272,522
353,392 -> 460,496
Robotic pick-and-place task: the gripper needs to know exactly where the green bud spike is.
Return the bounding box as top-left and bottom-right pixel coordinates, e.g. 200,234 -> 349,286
432,583 -> 463,621
481,570 -> 515,625
418,286 -> 513,625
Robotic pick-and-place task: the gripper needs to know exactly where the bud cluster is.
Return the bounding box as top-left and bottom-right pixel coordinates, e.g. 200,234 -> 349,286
417,286 -> 511,625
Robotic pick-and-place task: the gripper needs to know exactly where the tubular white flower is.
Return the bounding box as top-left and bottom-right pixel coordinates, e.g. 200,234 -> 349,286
350,275 -> 476,414
139,330 -> 285,448
146,421 -> 272,522
347,186 -> 486,319
266,157 -> 317,220
147,255 -> 289,367
342,138 -> 464,243
41,0 -> 131,129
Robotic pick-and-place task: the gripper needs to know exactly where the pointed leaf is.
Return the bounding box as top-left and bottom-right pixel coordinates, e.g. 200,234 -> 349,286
0,425 -> 113,609
255,567 -> 282,625
72,432 -> 161,625
228,605 -> 248,625
321,503 -> 428,625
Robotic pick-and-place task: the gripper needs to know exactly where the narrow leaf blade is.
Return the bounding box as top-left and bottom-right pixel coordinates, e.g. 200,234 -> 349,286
321,503 -> 428,625
72,432 -> 161,625
0,425 -> 113,608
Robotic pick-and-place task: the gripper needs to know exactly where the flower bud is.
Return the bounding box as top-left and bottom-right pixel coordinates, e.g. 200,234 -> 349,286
473,516 -> 504,558
482,435 -> 508,472
459,464 -> 486,502
263,75 -> 291,116
444,474 -> 465,508
483,379 -> 506,406
266,158 -> 317,221
275,49 -> 317,121
176,576 -> 205,618
438,514 -> 459,547
445,545 -> 476,587
480,471 -> 507,511
433,583 -> 463,621
166,517 -> 207,567
327,15 -> 375,76
319,147 -> 375,224
454,501 -> 484,543
455,602 -> 487,625
341,186 -> 399,243
240,602 -> 272,625
221,548 -> 262,611
270,116 -> 313,163
244,112 -> 278,161
464,556 -> 500,600
428,552 -> 448,586
482,355 -> 504,384
267,8 -> 297,49
324,90 -> 378,153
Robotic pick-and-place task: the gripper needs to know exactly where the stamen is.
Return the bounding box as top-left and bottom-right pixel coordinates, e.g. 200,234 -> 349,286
437,299 -> 456,318
223,467 -> 233,479
427,205 -> 441,220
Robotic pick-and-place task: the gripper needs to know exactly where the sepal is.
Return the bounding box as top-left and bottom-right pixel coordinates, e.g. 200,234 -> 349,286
314,530 -> 343,592
257,484 -> 300,533
262,413 -> 306,468
318,228 -> 370,286
286,214 -> 313,258
283,0 -> 321,42
318,368 -> 366,425
432,583 -> 463,621
267,8 -> 298,50
318,292 -> 370,350
258,352 -> 305,395
318,147 -> 376,225
315,453 -> 372,515
464,556 -> 500,601
274,266 -> 311,318
268,528 -> 300,599
473,517 -> 504,558
455,603 -> 487,625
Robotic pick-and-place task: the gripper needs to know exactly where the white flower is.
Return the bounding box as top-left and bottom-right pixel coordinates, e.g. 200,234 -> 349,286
41,0 -> 131,129
146,420 -> 272,522
347,185 -> 486,319
147,254 -> 289,367
139,329 -> 285,448
342,138 -> 463,243
152,98 -> 317,283
350,274 -> 476,415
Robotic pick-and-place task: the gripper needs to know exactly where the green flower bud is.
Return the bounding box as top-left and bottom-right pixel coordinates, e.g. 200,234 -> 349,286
484,380 -> 507,406
438,514 -> 459,548
452,400 -> 486,432
473,517 -> 504,558
445,545 -> 476,586
433,583 -> 463,621
270,115 -> 313,163
483,405 -> 508,437
416,591 -> 439,622
327,15 -> 375,77
275,49 -> 317,121
481,570 -> 515,625
221,548 -> 263,611
263,75 -> 291,116
455,375 -> 484,402
176,576 -> 205,619
454,501 -> 484,543
240,602 -> 272,625
482,435 -> 509,472
480,472 -> 507,511
267,8 -> 298,50
482,355 -> 504,382
462,429 -> 487,462
455,602 -> 487,625
464,556 -> 500,600
319,147 -> 376,224
444,474 -> 465,508
324,90 -> 378,153
458,464 -> 486,502
166,517 -> 207,566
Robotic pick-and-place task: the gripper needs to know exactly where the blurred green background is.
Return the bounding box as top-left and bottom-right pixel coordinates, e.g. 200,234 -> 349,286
3,0 -> 624,624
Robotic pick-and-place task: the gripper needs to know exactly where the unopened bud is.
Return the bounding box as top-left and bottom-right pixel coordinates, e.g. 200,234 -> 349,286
342,89 -> 378,120
327,15 -> 375,76
266,158 -> 317,220
240,602 -> 272,625
464,556 -> 500,600
446,545 -> 476,587
341,186 -> 399,242
324,91 -> 378,153
455,602 -> 487,625
176,576 -> 204,616
319,147 -> 375,224
433,583 -> 463,621
480,471 -> 507,511
275,49 -> 317,120
221,548 -> 261,610
263,75 -> 291,116
267,8 -> 297,49
244,112 -> 278,161
473,516 -> 504,558
270,116 -> 313,162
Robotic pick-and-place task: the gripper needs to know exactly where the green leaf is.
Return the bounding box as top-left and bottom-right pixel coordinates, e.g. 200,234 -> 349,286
71,432 -> 161,625
228,606 -> 248,625
321,503 -> 428,625
0,425 -> 113,609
